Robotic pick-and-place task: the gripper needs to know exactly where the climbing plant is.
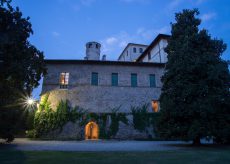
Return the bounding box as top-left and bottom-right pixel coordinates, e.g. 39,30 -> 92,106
109,112 -> 128,137
131,104 -> 149,132
81,107 -> 128,139
32,93 -> 84,137
29,98 -> 160,140
29,94 -> 128,139
131,104 -> 160,135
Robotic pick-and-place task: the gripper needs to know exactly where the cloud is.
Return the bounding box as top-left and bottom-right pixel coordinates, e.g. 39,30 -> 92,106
106,37 -> 118,45
100,26 -> 170,59
166,0 -> 207,11
200,12 -> 217,22
52,31 -> 60,37
101,31 -> 131,56
137,26 -> 170,40
167,0 -> 183,10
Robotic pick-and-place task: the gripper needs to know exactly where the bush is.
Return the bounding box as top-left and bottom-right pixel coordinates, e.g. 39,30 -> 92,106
34,93 -> 84,137
25,130 -> 37,138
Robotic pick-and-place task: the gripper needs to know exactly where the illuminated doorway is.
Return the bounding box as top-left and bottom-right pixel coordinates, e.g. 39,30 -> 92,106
85,121 -> 99,140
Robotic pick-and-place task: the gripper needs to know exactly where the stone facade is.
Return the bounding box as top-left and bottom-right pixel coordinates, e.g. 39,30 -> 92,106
40,61 -> 164,140
43,114 -> 155,140
42,61 -> 164,113
40,34 -> 170,140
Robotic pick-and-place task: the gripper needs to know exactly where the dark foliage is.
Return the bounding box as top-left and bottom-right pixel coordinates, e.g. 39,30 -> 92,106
157,9 -> 230,144
131,104 -> 160,139
0,0 -> 46,142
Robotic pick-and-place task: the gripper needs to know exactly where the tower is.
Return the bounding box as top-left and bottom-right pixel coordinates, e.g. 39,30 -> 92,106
85,42 -> 101,60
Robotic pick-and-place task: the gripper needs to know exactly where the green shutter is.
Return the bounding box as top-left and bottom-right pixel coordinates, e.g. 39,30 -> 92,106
150,74 -> 156,87
111,73 -> 118,86
131,74 -> 137,87
91,72 -> 98,86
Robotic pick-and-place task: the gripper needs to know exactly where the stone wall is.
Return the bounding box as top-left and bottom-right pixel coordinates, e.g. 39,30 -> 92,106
114,114 -> 155,139
43,114 -> 156,140
41,62 -> 164,113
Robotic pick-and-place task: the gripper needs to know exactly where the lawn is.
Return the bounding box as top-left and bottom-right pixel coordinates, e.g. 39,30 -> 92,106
0,146 -> 230,164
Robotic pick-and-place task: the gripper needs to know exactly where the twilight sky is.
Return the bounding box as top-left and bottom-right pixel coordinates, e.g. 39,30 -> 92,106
12,0 -> 230,98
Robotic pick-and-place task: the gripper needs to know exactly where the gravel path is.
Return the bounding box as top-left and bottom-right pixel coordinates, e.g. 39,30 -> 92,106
0,138 -> 195,151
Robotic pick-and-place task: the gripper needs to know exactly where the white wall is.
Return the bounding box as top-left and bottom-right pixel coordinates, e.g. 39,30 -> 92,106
142,39 -> 168,63
118,44 -> 147,62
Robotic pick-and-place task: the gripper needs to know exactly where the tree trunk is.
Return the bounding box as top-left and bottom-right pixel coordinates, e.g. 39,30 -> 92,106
192,137 -> 201,146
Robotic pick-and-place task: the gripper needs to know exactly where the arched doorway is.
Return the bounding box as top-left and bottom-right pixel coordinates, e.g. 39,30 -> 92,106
85,121 -> 99,140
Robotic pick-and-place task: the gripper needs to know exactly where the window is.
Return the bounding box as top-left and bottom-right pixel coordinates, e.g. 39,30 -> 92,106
91,72 -> 98,86
59,72 -> 69,89
151,100 -> 159,112
133,47 -> 136,53
96,44 -> 99,49
111,73 -> 118,86
127,51 -> 128,56
148,52 -> 151,60
149,74 -> 156,87
139,48 -> 143,53
131,73 -> 137,87
88,43 -> 92,48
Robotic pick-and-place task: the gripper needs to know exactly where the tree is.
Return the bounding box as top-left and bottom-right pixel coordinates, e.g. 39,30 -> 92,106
0,0 -> 46,142
157,9 -> 230,145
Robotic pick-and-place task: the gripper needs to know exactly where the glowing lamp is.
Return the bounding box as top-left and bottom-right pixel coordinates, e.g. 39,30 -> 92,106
27,98 -> 35,105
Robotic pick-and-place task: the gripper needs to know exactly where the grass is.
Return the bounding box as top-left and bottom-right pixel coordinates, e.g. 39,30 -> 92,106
0,146 -> 230,164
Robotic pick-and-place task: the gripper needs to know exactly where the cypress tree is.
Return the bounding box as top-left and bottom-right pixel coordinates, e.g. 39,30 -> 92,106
157,9 -> 230,145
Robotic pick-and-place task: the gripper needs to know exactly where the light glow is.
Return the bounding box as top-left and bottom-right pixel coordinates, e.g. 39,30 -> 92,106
23,96 -> 37,110
27,98 -> 35,105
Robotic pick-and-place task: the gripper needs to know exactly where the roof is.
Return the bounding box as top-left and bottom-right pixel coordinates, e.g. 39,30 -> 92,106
45,59 -> 165,67
136,34 -> 171,62
117,43 -> 148,60
86,41 -> 101,46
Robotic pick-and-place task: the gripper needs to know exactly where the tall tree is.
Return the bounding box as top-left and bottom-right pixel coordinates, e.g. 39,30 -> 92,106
0,0 -> 46,142
157,9 -> 230,145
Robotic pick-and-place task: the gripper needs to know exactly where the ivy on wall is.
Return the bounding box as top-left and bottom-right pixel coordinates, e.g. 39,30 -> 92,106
31,93 -> 84,137
80,112 -> 128,139
28,93 -> 160,139
131,104 -> 160,136
29,93 -> 128,139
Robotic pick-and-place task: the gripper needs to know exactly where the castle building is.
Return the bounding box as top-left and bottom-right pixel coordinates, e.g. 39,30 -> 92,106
117,43 -> 148,62
40,34 -> 170,140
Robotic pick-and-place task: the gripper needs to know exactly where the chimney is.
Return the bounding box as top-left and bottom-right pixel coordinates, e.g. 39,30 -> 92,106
102,54 -> 106,61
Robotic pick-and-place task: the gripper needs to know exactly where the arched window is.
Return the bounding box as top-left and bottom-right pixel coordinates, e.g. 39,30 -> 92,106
139,48 -> 143,53
88,43 -> 92,48
133,47 -> 136,53
96,44 -> 98,49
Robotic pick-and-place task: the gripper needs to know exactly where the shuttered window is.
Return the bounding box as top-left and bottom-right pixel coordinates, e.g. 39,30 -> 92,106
149,74 -> 156,87
131,73 -> 137,87
111,73 -> 118,86
91,72 -> 98,86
